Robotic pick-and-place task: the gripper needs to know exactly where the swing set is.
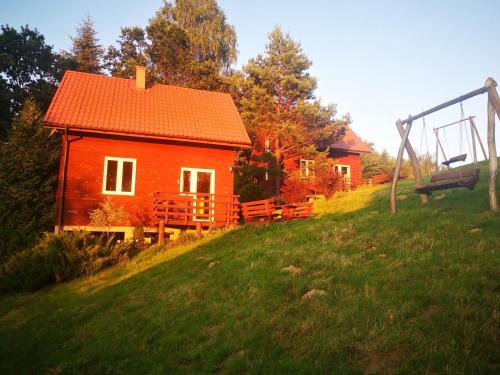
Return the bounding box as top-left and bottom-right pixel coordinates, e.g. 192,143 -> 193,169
390,77 -> 500,213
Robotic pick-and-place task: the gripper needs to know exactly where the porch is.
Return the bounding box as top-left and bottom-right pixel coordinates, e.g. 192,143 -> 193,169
153,192 -> 240,240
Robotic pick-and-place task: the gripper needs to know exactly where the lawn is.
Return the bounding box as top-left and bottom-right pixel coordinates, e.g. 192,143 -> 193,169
0,161 -> 499,374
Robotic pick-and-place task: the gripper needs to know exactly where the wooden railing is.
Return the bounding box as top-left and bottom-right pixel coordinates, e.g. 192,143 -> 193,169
153,192 -> 240,228
334,177 -> 372,192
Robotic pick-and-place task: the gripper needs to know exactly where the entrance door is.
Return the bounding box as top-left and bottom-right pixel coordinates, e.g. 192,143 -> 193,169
334,164 -> 351,190
334,165 -> 351,179
180,168 -> 215,221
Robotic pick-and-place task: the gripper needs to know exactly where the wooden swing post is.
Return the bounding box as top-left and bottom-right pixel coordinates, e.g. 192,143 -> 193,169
433,128 -> 448,166
390,119 -> 413,213
485,78 -> 499,212
396,122 -> 428,204
469,117 -> 488,160
469,117 -> 477,164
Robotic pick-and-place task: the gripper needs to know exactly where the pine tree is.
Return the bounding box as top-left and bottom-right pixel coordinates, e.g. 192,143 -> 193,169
67,16 -> 104,74
237,26 -> 344,194
0,98 -> 60,259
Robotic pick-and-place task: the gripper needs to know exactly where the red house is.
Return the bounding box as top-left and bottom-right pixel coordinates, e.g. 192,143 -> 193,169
284,126 -> 371,191
43,67 -> 250,240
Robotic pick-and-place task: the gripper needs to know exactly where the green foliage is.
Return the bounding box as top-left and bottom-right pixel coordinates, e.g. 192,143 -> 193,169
360,147 -> 394,178
65,16 -> 104,74
0,25 -> 72,136
144,0 -> 237,90
0,98 -> 60,260
105,26 -> 149,79
0,231 -> 140,292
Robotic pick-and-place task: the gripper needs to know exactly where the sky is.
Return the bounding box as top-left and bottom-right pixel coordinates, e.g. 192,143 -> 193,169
2,0 -> 500,160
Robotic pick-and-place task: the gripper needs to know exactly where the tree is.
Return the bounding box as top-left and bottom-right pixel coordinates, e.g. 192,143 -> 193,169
0,25 -> 71,137
0,98 -> 60,259
105,26 -> 149,79
146,0 -> 237,89
66,16 -> 104,74
236,26 -> 344,194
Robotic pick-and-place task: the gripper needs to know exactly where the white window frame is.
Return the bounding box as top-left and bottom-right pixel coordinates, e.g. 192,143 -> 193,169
300,159 -> 315,179
333,164 -> 351,179
179,167 -> 216,195
179,167 -> 216,222
102,156 -> 137,196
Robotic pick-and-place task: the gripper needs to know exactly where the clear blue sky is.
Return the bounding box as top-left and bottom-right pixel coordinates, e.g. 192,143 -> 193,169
3,0 -> 500,159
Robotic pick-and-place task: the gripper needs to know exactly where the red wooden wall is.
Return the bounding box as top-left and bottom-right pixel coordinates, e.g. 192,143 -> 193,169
329,151 -> 363,183
60,132 -> 236,227
284,151 -> 363,183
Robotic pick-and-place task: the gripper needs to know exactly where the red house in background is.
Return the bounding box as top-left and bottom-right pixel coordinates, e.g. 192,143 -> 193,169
284,126 -> 371,190
43,67 -> 250,240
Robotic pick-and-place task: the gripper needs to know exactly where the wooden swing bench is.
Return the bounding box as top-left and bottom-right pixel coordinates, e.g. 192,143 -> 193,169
414,167 -> 480,195
441,153 -> 467,167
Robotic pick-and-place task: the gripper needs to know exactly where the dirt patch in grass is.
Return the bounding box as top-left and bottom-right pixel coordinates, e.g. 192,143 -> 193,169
418,304 -> 440,321
281,265 -> 301,275
302,289 -> 327,301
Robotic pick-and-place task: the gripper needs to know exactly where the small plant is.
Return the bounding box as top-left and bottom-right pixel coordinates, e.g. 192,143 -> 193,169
89,197 -> 130,236
281,176 -> 311,203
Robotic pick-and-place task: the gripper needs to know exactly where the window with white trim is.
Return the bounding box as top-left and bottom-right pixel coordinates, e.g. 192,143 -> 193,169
300,159 -> 315,179
102,157 -> 136,195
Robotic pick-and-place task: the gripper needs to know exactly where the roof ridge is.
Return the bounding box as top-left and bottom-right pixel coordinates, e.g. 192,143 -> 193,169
65,70 -> 233,98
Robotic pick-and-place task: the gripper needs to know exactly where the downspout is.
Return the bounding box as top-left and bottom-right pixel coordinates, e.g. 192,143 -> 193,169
56,127 -> 69,233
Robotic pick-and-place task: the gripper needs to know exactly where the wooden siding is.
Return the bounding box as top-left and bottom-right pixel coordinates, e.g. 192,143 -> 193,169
59,132 -> 235,227
329,151 -> 363,183
284,151 -> 363,183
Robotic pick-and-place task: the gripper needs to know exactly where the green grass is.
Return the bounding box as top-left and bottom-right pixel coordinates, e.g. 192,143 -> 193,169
1,161 -> 499,374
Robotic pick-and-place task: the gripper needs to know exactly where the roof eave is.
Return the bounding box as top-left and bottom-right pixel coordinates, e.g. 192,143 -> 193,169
43,122 -> 252,149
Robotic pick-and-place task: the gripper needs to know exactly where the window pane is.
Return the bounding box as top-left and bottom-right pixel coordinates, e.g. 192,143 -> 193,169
197,172 -> 211,194
182,170 -> 191,193
105,160 -> 118,191
121,161 -> 133,192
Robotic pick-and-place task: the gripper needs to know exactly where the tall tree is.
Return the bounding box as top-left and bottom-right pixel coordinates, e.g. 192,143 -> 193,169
105,26 -> 149,79
0,25 -> 71,137
146,0 -> 237,89
0,98 -> 60,259
237,26 -> 344,194
66,16 -> 104,74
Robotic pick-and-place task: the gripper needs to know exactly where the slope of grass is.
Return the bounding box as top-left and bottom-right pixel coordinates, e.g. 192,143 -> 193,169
1,161 -> 499,374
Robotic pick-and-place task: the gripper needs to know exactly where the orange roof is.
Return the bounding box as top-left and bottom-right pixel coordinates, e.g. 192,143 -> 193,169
331,126 -> 371,153
43,71 -> 251,147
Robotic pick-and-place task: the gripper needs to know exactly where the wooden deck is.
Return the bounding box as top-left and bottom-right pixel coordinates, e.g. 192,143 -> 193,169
153,192 -> 240,229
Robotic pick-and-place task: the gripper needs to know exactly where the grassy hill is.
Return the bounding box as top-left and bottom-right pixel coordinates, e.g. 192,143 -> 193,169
1,161 -> 499,374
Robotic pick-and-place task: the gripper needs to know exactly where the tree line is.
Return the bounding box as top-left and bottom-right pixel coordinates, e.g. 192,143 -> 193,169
0,0 -> 388,257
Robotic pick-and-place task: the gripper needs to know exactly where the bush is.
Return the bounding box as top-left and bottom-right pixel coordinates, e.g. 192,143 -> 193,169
280,177 -> 311,203
0,231 -> 141,292
315,167 -> 341,199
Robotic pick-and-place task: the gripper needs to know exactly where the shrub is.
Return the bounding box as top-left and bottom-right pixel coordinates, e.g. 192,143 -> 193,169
280,177 -> 311,203
0,231 -> 142,292
315,167 -> 341,199
89,197 -> 130,235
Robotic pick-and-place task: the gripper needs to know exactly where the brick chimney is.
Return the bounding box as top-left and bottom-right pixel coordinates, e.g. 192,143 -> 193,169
135,66 -> 146,89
